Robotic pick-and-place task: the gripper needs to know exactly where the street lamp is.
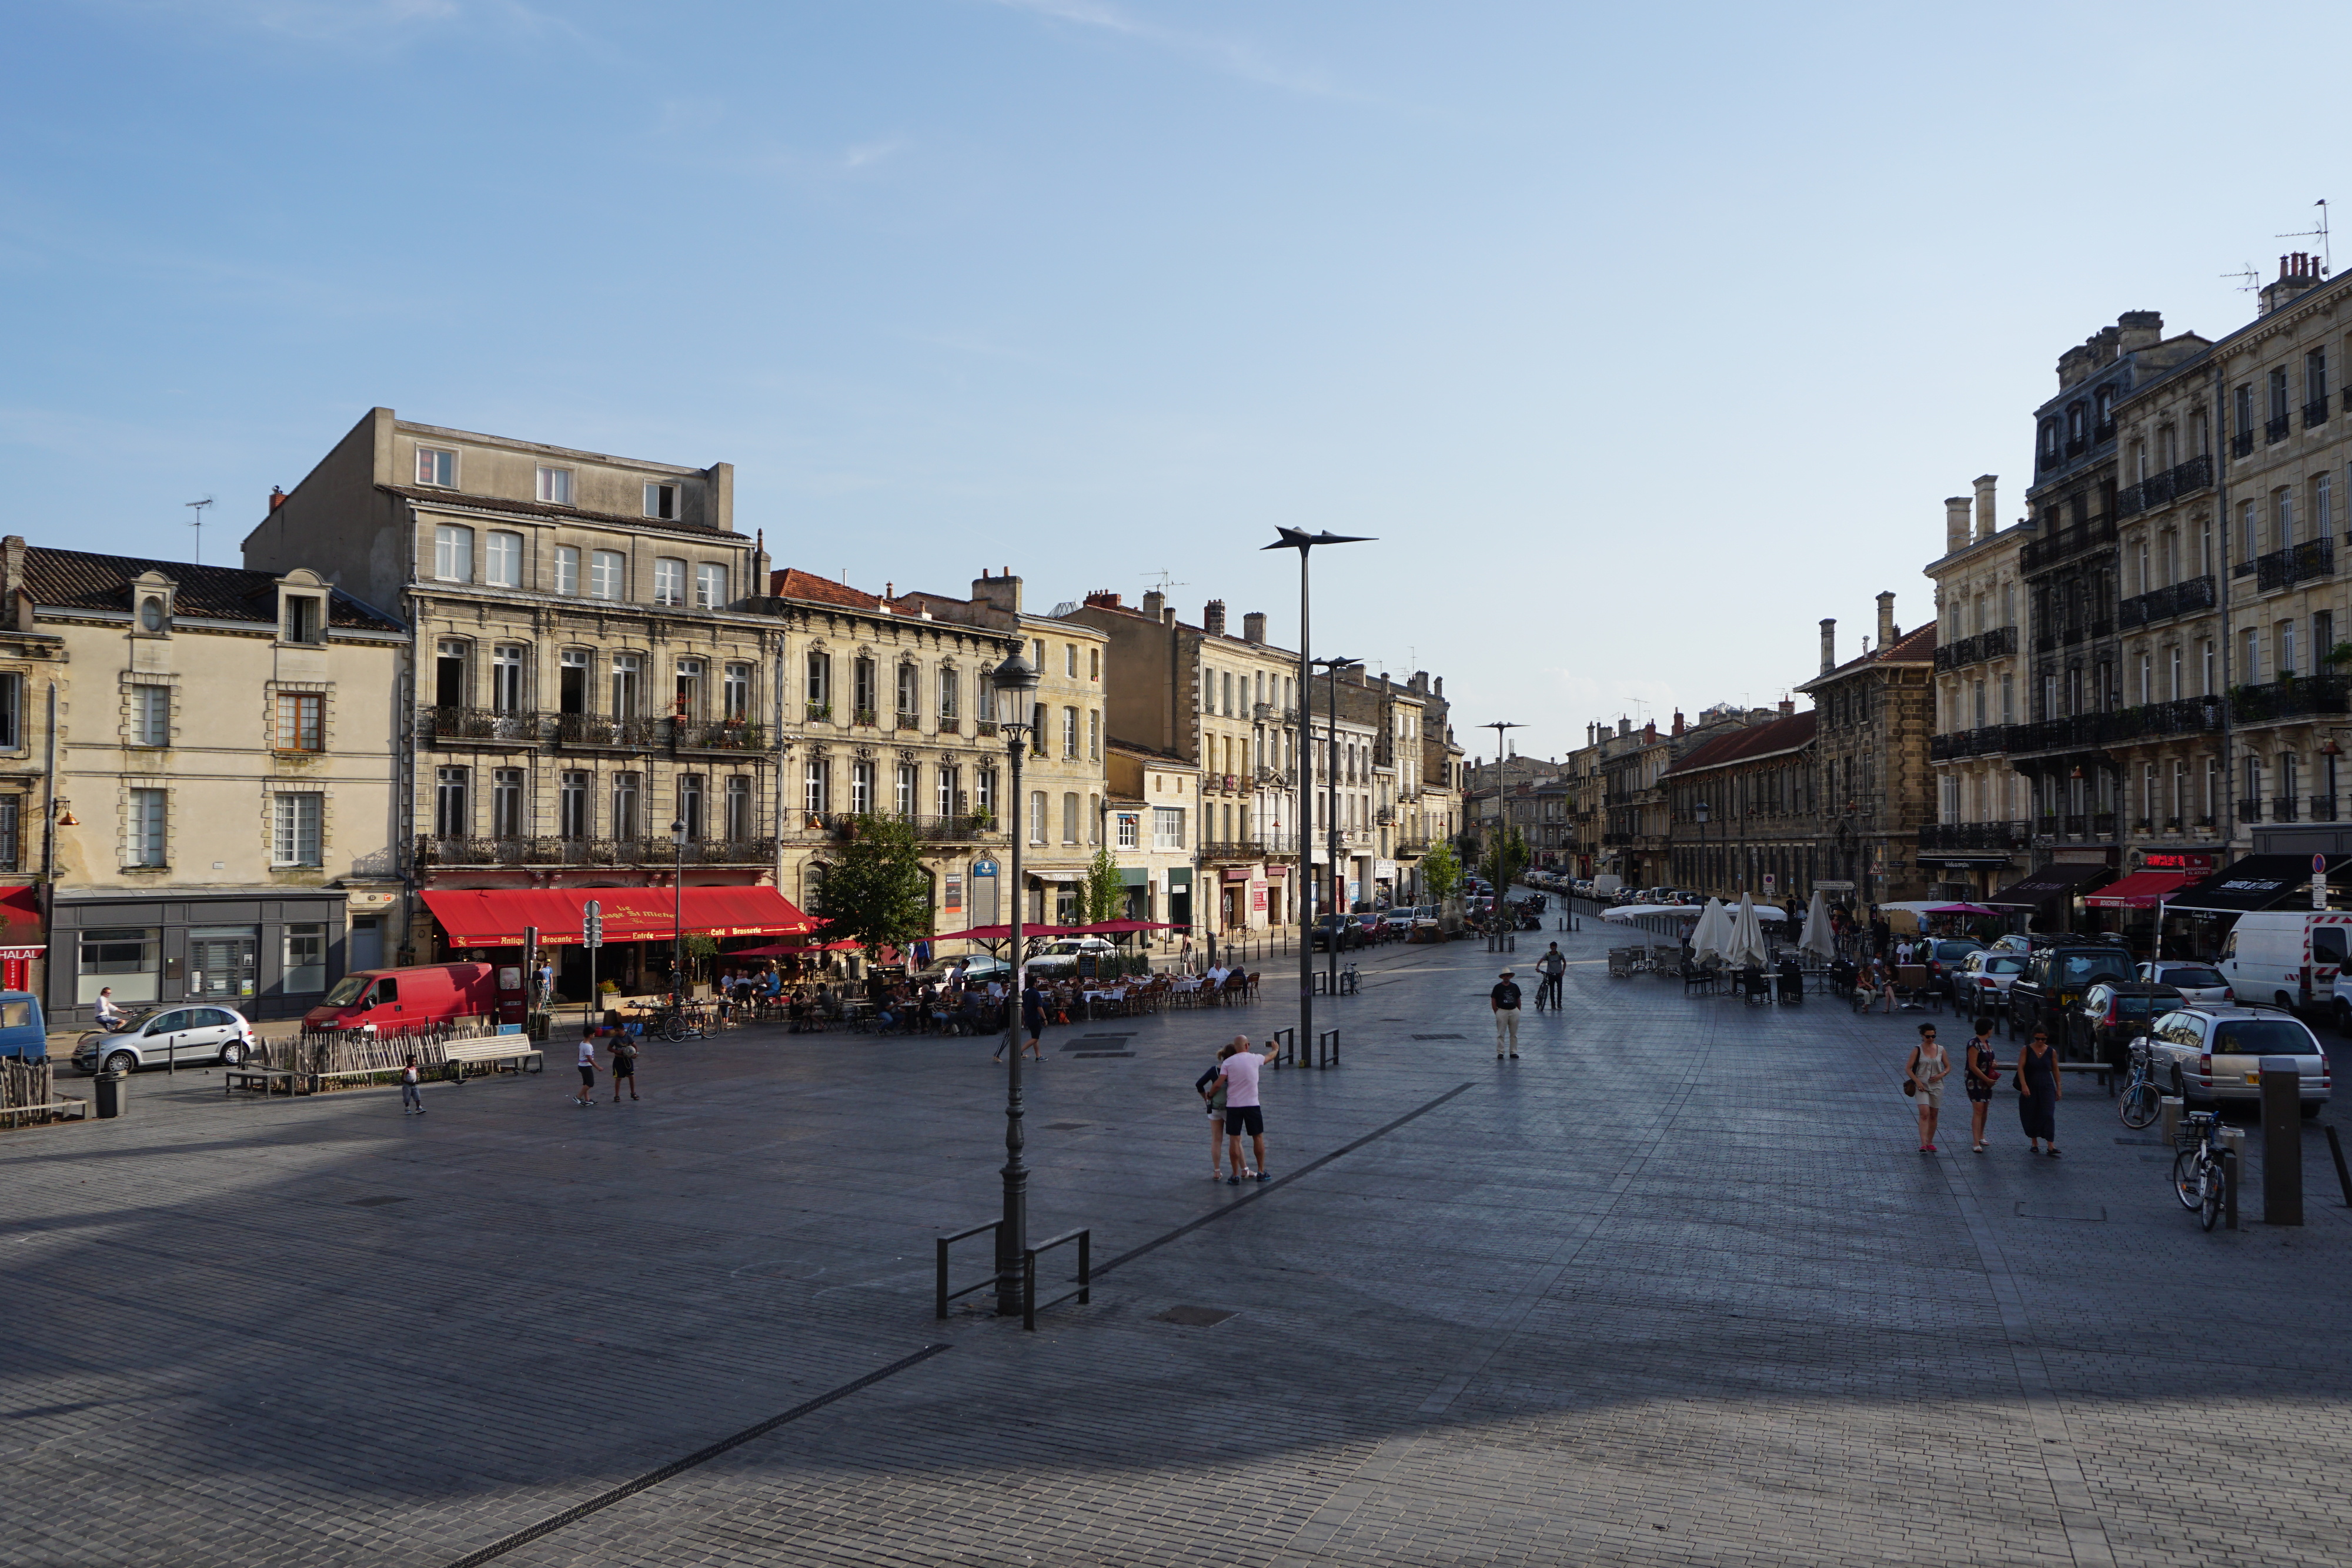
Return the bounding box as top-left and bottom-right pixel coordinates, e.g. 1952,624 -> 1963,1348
1482,721 -> 1523,910
988,649 -> 1042,1318
1313,656 -> 1361,995
1262,527 -> 1372,1066
670,817 -> 687,1014
1693,798 -> 1710,895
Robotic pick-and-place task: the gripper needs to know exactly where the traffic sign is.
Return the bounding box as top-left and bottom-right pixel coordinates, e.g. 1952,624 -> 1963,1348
583,898 -> 604,949
2316,855 -> 2330,911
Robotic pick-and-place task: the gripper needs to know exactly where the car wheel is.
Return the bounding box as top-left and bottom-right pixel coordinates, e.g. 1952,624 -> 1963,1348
103,1051 -> 136,1075
2303,1101 -> 2323,1119
2338,998 -> 2351,1034
219,1041 -> 245,1068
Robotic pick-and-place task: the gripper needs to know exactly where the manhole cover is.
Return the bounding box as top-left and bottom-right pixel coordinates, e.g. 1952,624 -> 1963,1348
2014,1202 -> 2107,1222
1043,1121 -> 1089,1131
1411,1034 -> 1466,1041
1155,1305 -> 1237,1328
346,1195 -> 409,1208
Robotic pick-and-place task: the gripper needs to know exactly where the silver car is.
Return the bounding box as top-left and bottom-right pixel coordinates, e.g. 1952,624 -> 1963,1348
1955,950 -> 2027,1011
2137,961 -> 2231,1007
73,1004 -> 258,1075
2145,1005 -> 2331,1111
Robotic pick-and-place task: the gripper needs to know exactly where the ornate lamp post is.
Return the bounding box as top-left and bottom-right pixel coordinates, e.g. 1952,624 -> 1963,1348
1262,529 -> 1372,1064
1693,798 -> 1710,895
988,650 -> 1041,1318
670,817 -> 687,1013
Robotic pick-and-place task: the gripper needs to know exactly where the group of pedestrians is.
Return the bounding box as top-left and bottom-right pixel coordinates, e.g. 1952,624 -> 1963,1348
1902,1018 -> 2061,1156
1195,1034 -> 1278,1183
572,1024 -> 640,1108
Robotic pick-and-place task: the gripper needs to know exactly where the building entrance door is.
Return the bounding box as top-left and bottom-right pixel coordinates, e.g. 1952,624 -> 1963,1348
188,927 -> 258,1000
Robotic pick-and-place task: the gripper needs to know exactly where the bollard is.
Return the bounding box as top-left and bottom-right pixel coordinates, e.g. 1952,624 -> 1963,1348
2220,1127 -> 2245,1229
1316,1028 -> 1340,1067
2327,1125 -> 2352,1208
2159,1095 -> 2183,1148
2260,1056 -> 2304,1226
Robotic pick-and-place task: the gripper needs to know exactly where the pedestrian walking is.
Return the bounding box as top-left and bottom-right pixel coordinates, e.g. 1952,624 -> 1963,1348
1210,1034 -> 1278,1183
574,1025 -> 599,1108
609,1029 -> 639,1102
995,972 -> 1046,1063
1963,1017 -> 2000,1153
2017,1028 -> 2062,1156
400,1054 -> 426,1115
1906,1022 -> 1948,1153
1534,943 -> 1566,1011
1491,969 -> 1522,1059
1195,1040 -> 1241,1180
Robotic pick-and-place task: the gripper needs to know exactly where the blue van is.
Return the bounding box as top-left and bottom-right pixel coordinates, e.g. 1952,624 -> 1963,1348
0,992 -> 47,1060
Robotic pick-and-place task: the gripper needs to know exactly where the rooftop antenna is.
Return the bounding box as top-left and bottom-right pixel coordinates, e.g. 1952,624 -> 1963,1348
185,497 -> 213,564
2223,261 -> 2261,294
1141,569 -> 1187,594
2277,199 -> 2331,275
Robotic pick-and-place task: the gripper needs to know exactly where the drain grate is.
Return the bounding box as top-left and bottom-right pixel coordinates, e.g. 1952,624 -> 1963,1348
1411,1034 -> 1466,1041
346,1195 -> 410,1208
1155,1305 -> 1237,1328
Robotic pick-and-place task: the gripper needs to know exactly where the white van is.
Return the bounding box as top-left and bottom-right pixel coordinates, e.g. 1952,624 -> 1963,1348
2218,910 -> 2352,1014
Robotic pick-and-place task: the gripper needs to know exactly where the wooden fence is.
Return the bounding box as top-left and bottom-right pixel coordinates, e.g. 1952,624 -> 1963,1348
256,1020 -> 500,1080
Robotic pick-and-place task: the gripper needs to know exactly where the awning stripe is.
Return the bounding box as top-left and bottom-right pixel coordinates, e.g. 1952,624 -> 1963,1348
423,887 -> 814,948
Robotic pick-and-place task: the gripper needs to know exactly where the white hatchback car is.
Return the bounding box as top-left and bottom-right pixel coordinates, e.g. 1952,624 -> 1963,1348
1955,949 -> 2028,1011
2138,961 -> 2231,1008
73,1004 -> 258,1075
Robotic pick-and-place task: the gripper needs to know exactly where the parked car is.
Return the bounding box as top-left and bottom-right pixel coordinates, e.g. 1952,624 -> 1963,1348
1955,950 -> 2027,1012
1027,937 -> 1121,977
913,955 -> 1014,988
303,962 -> 500,1032
2144,1004 -> 2331,1113
73,1004 -> 257,1075
2137,961 -> 2231,1007
0,991 -> 46,1060
1917,937 -> 1986,997
2006,944 -> 2138,1038
1312,914 -> 1366,951
2064,981 -> 2184,1065
2217,910 -> 2352,1014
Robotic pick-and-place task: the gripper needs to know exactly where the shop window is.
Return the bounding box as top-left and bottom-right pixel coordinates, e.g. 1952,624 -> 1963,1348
78,927 -> 159,1005
283,924 -> 327,994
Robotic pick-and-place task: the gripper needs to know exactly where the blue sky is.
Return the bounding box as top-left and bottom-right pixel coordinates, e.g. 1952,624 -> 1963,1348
6,0 -> 2350,763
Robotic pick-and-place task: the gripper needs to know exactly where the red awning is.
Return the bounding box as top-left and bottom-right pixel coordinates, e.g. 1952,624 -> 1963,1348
2082,870 -> 2194,909
0,885 -> 43,955
930,924 -> 1080,941
422,887 -> 815,948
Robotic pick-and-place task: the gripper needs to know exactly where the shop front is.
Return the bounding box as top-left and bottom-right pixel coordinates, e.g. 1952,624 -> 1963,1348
0,885 -> 44,994
49,890 -> 353,1026
1984,859 -> 2114,935
420,885 -> 814,1001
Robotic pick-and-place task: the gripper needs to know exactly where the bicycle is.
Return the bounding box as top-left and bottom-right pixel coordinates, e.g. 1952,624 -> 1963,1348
1535,972 -> 1564,1011
654,1001 -> 710,1043
2171,1109 -> 2227,1232
2117,1037 -> 2162,1129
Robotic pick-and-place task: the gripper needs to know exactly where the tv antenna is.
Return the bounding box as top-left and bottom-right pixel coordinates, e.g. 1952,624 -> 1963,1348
1140,569 -> 1187,594
185,497 -> 213,564
2277,199 -> 2331,275
2223,261 -> 2261,293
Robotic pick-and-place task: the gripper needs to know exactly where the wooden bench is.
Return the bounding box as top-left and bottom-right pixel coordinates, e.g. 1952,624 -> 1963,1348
225,1068 -> 309,1096
443,1039 -> 544,1081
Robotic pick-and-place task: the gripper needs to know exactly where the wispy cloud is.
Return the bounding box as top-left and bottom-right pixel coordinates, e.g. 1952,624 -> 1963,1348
982,0 -> 1359,101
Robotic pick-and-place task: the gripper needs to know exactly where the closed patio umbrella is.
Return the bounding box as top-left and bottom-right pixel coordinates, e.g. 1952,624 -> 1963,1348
1689,898 -> 1731,965
1728,892 -> 1769,969
1799,888 -> 1836,960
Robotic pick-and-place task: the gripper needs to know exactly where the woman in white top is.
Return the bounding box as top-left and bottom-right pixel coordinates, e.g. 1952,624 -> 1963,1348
1906,1022 -> 1950,1154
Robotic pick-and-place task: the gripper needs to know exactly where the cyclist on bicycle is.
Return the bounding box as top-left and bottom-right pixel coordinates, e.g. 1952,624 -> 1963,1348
1535,943 -> 1566,1011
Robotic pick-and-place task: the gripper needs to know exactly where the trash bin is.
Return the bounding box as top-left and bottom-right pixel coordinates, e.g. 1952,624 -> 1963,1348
95,1069 -> 129,1119
526,1010 -> 552,1043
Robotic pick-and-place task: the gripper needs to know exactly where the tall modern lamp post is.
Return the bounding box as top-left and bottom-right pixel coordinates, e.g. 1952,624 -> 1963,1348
670,817 -> 687,1012
1482,721 -> 1524,904
1263,528 -> 1372,1064
1693,798 -> 1710,895
1314,656 -> 1362,994
989,649 -> 1041,1318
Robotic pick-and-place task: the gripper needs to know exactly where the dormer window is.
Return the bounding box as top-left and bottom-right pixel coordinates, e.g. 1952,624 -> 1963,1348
283,595 -> 323,644
415,447 -> 456,487
139,597 -> 165,633
644,483 -> 679,521
536,466 -> 572,504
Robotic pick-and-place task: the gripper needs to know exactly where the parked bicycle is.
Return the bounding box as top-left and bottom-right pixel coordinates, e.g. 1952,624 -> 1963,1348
2171,1109 -> 2227,1232
2118,1036 -> 2163,1129
653,1002 -> 711,1042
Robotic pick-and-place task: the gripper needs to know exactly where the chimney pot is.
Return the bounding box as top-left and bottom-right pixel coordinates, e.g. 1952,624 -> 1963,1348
269,485 -> 286,511
1778,697 -> 1795,716
1242,611 -> 1267,644
1202,599 -> 1227,636
1944,496 -> 1972,554
1819,617 -> 1837,675
1973,474 -> 1997,541
1141,589 -> 1164,621
1876,591 -> 1897,651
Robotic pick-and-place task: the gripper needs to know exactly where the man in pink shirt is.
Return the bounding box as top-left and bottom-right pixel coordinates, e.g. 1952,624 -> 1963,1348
1210,1034 -> 1279,1185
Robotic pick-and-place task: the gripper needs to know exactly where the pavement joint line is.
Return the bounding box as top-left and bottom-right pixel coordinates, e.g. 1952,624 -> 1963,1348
437,1342 -> 951,1568
1090,1082 -> 1477,1279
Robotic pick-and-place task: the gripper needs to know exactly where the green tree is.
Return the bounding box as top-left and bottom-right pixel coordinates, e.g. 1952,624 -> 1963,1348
1421,841 -> 1463,902
1484,825 -> 1530,891
814,814 -> 932,961
1083,847 -> 1122,924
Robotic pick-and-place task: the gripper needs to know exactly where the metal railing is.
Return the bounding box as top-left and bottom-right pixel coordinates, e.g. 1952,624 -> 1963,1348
1932,624 -> 2018,672
2308,394 -> 2333,429
2117,574 -> 2217,628
422,707 -> 547,743
2239,797 -> 2264,823
2267,414 -> 2292,444
415,834 -> 776,867
554,714 -> 666,748
2241,537 -> 2337,591
2115,453 -> 2214,517
787,812 -> 1001,842
2316,795 -> 2343,821
673,719 -> 764,751
2273,795 -> 2303,823
2231,673 -> 2352,724
1916,820 -> 2030,851
1200,837 -> 1299,860
2231,430 -> 2256,459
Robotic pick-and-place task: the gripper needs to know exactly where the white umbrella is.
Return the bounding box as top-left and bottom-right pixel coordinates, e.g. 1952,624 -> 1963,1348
1799,888 -> 1836,959
1689,898 -> 1731,965
1728,892 -> 1769,969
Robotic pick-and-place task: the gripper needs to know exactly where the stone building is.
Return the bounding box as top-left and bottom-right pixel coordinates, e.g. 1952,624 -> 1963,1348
1598,719 -> 1674,889
1663,705 -> 1817,902
1798,599 -> 1937,907
1105,741 -> 1200,931
1920,477 -> 2036,899
29,544 -> 406,1024
1305,667 -> 1436,902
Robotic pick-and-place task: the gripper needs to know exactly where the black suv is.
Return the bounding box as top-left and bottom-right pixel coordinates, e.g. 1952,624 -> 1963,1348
2062,980 -> 2184,1066
2007,944 -> 2138,1039
1311,914 -> 1365,952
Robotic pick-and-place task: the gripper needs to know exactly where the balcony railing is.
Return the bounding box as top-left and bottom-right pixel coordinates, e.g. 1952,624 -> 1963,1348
2315,795 -> 2341,821
554,714 -> 666,749
804,703 -> 833,723
2230,672 -> 2352,724
2266,414 -> 2292,444
1395,838 -> 1431,856
2021,515 -> 2117,573
2273,795 -> 2303,823
2241,537 -> 2336,591
2115,454 -> 2215,518
2092,811 -> 2117,837
2008,698 -> 2223,754
416,835 -> 776,868
1916,821 -> 2030,852
1929,725 -> 2019,761
2239,798 -> 2264,823
788,812 -> 1001,843
2231,430 -> 2256,459
674,720 -> 765,751
1200,837 -> 1299,860
423,707 -> 549,744
2116,574 -> 2217,629
2308,394 -> 2332,429
1933,624 -> 2019,672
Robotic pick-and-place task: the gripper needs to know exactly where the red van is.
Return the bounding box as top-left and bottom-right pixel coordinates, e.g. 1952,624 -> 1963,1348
302,963 -> 499,1032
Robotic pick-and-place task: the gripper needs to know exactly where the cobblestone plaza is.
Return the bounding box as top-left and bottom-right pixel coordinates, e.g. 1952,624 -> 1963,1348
5,922 -> 2349,1567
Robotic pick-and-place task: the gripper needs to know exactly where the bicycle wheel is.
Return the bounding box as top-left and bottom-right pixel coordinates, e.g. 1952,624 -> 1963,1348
660,1011 -> 687,1043
2119,1078 -> 2160,1129
2172,1148 -> 2204,1210
2200,1159 -> 2224,1231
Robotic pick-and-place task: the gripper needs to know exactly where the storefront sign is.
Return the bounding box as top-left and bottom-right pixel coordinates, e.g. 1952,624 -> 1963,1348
944,874 -> 963,912
1250,880 -> 1268,912
2140,852 -> 2214,872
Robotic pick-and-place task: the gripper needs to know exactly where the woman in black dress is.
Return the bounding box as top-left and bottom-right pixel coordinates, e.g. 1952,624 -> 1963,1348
2016,1028 -> 2062,1156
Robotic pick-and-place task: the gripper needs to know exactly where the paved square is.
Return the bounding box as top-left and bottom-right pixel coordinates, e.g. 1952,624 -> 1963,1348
6,922 -> 2350,1566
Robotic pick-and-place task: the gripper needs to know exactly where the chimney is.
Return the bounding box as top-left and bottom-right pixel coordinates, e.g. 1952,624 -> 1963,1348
1944,496 -> 1972,554
1162,603 -> 1177,627
971,573 -> 1022,613
1141,589 -> 1165,621
2261,253 -> 2327,317
1973,474 -> 1997,541
2117,310 -> 2163,353
1671,710 -> 1685,737
1242,611 -> 1267,644
1202,599 -> 1227,636
1433,676 -> 1443,697
1,537 -> 22,627
1778,697 -> 1795,716
1819,617 -> 1837,674
1084,589 -> 1121,609
1642,721 -> 1656,743
269,486 -> 286,511
1876,591 -> 1897,650
1618,717 -> 1631,737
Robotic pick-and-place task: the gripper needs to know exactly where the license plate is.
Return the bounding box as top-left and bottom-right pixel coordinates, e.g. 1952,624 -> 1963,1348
2246,1072 -> 2263,1084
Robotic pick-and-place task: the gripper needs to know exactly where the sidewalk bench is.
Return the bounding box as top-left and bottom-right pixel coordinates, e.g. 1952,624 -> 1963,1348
443,1040 -> 544,1081
225,1068 -> 308,1096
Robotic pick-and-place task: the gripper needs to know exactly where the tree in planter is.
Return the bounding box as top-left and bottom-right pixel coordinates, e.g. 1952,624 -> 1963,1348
1082,847 -> 1123,925
813,814 -> 933,965
1421,841 -> 1464,904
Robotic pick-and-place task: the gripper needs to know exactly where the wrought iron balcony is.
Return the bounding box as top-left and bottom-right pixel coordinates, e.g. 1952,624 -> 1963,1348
2308,394 -> 2332,429
416,834 -> 776,868
2092,811 -> 2117,837
2273,795 -> 2303,823
554,714 -> 667,749
2231,430 -> 2256,459
804,703 -> 833,723
2230,672 -> 2352,724
1933,624 -> 2019,672
1929,725 -> 2019,761
2021,516 -> 2117,573
1200,837 -> 1299,860
2314,795 -> 2341,821
787,811 -> 1001,843
1916,820 -> 2030,851
422,707 -> 549,744
2247,537 -> 2336,591
2239,798 -> 2264,823
2114,454 -> 2215,517
674,719 -> 765,752
2116,574 -> 2217,629
2266,414 -> 2292,444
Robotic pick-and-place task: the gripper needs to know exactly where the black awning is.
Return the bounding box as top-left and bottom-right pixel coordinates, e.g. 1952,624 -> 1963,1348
1984,860 -> 2114,907
2166,852 -> 2350,915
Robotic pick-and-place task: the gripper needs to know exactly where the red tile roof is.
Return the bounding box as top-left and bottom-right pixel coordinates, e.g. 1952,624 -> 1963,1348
770,568 -> 883,610
1802,621 -> 1937,689
1663,710 -> 1818,777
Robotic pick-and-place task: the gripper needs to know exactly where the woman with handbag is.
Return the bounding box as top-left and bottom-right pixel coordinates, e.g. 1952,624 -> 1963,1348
1905,1022 -> 1949,1153
1963,1017 -> 2000,1153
